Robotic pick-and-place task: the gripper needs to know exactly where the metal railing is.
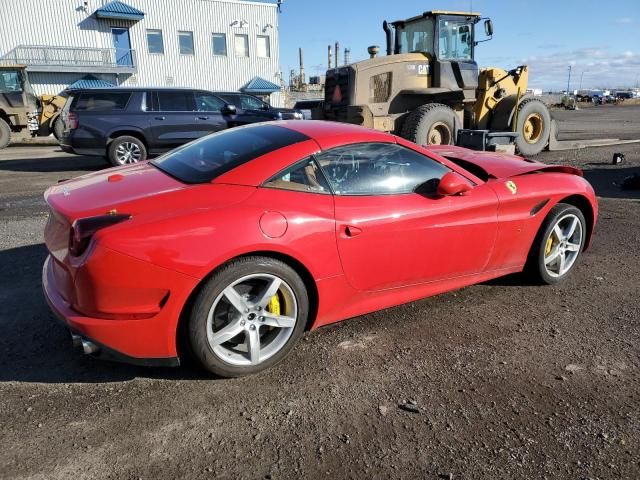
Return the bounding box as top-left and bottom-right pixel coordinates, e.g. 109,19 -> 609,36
0,45 -> 137,70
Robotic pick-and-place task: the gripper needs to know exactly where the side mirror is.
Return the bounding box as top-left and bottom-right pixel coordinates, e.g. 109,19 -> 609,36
261,103 -> 270,111
222,103 -> 237,115
436,172 -> 473,196
484,19 -> 494,37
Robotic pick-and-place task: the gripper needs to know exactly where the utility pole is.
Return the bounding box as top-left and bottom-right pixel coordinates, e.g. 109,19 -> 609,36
335,41 -> 339,68
567,65 -> 572,94
579,70 -> 588,90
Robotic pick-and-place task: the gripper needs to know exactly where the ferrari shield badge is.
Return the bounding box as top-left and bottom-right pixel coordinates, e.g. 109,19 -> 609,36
505,181 -> 517,194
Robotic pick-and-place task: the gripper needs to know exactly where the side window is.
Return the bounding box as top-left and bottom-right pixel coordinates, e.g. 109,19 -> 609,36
74,92 -> 132,111
315,143 -> 450,195
264,158 -> 331,194
157,91 -> 195,111
240,95 -> 265,110
438,19 -> 472,60
218,94 -> 239,107
194,92 -> 225,112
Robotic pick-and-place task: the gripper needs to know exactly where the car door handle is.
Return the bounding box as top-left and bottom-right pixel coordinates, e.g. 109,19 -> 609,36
197,116 -> 209,120
155,116 -> 166,120
343,225 -> 363,237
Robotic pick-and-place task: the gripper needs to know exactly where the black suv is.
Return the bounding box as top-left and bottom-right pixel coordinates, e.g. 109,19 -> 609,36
60,88 -> 296,166
216,92 -> 303,121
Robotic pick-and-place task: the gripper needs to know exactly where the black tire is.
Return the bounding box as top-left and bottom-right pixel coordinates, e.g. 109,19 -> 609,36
107,135 -> 147,167
514,98 -> 551,156
526,203 -> 586,285
188,256 -> 309,377
52,117 -> 64,141
401,103 -> 458,146
0,118 -> 11,149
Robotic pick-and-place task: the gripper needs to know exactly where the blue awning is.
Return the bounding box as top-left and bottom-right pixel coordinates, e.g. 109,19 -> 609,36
66,75 -> 115,90
241,76 -> 281,94
94,1 -> 144,21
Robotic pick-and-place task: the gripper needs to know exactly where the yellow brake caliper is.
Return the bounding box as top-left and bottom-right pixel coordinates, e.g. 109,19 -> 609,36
266,294 -> 281,316
545,236 -> 553,256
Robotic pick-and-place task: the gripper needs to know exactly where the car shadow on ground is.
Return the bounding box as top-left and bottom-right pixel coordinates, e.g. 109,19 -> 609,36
0,244 -> 211,384
0,153 -> 107,173
583,165 -> 640,200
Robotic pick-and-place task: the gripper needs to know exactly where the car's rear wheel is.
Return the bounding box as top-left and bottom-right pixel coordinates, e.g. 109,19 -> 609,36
107,135 -> 147,167
188,256 -> 308,377
527,203 -> 586,284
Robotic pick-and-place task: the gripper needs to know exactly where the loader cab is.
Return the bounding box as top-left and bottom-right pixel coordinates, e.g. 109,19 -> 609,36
0,65 -> 38,111
391,11 -> 487,97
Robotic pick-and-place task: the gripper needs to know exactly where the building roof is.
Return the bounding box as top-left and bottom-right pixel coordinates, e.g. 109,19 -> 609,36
94,1 -> 145,21
241,76 -> 280,94
66,76 -> 116,90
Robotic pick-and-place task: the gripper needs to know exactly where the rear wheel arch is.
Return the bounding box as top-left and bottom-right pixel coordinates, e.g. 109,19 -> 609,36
107,129 -> 148,148
175,250 -> 319,360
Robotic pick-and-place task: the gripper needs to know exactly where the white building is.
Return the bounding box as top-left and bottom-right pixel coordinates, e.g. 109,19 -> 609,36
0,0 -> 283,105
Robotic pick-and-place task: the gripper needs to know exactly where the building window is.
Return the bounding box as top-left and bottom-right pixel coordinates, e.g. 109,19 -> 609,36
257,35 -> 270,58
234,34 -> 249,57
146,29 -> 164,54
212,33 -> 227,56
178,31 -> 194,55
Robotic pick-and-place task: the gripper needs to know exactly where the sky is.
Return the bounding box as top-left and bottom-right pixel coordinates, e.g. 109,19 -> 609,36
274,0 -> 640,91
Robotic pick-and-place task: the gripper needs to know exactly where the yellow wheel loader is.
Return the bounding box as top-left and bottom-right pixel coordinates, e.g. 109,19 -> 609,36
0,64 -> 67,149
313,10 -> 552,155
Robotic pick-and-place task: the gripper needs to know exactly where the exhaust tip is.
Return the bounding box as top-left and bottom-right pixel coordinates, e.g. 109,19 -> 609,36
81,339 -> 100,355
71,334 -> 82,348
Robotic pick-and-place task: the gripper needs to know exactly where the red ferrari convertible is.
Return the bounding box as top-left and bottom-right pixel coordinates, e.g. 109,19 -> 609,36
43,121 -> 597,377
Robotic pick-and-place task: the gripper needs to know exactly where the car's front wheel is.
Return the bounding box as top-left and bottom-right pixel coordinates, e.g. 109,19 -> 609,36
528,203 -> 587,284
188,256 -> 308,377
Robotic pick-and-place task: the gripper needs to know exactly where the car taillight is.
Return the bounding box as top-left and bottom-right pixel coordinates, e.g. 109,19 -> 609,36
68,112 -> 79,130
69,213 -> 131,257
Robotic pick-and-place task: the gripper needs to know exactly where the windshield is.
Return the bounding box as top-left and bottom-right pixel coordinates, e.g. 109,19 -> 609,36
397,18 -> 435,55
438,17 -> 473,60
151,124 -> 310,184
0,70 -> 23,93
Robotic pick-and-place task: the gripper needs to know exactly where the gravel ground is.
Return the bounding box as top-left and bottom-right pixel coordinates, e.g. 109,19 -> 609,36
0,108 -> 639,480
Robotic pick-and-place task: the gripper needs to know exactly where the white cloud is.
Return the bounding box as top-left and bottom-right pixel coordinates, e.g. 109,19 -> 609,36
485,47 -> 640,90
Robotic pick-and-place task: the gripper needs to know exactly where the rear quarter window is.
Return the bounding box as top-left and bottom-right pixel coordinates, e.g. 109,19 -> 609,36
72,92 -> 132,111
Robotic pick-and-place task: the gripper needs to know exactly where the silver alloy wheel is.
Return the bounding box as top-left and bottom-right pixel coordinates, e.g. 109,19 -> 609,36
543,213 -> 583,278
114,142 -> 142,165
206,273 -> 298,367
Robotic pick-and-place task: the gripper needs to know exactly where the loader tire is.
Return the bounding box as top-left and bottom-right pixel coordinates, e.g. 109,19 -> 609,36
52,117 -> 64,141
514,98 -> 551,156
0,118 -> 11,149
401,103 -> 458,146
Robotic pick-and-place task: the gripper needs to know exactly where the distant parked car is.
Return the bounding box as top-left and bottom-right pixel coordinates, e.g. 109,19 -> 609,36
216,92 -> 304,120
60,87 -> 285,166
614,91 -> 633,100
293,99 -> 324,119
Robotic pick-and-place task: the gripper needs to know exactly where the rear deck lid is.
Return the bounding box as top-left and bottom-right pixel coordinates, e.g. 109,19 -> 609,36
426,145 -> 583,179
